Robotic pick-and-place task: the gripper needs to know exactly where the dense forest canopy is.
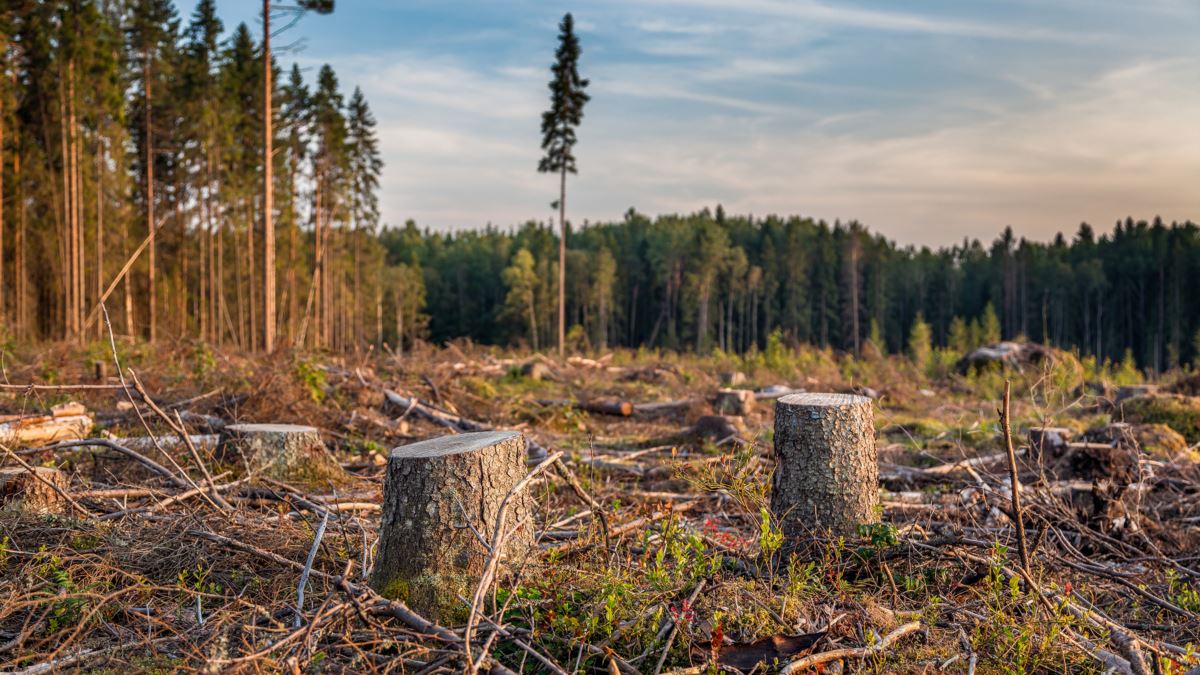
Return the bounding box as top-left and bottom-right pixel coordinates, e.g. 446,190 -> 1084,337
0,2 -> 1196,372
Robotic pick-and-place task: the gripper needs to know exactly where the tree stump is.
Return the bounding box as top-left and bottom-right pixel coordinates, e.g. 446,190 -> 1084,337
0,467 -> 70,514
714,389 -> 755,416
1027,426 -> 1074,462
771,393 -> 879,539
217,424 -> 346,485
370,431 -> 534,622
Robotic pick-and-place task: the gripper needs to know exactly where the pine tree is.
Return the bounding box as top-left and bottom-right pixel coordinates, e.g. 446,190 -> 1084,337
127,0 -> 178,342
538,12 -> 589,356
981,302 -> 1001,344
261,0 -> 334,353
948,316 -> 970,353
502,248 -> 540,350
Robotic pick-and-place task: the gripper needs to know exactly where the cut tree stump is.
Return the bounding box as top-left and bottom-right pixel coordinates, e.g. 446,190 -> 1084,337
217,424 -> 346,485
1027,426 -> 1074,462
370,431 -> 534,622
0,467 -> 70,514
713,389 -> 755,416
771,393 -> 879,539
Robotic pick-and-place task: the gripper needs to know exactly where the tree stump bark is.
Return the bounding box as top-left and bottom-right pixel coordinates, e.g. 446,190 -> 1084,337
217,423 -> 346,485
370,431 -> 534,622
714,389 -> 755,416
0,467 -> 70,514
771,393 -> 879,539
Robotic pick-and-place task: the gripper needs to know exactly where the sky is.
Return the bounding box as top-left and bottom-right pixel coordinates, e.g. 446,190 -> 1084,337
217,0 -> 1200,247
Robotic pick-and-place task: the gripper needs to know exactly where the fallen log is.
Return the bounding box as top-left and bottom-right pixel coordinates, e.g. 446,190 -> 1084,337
382,389 -> 550,460
536,398 -> 634,417
0,413 -> 93,447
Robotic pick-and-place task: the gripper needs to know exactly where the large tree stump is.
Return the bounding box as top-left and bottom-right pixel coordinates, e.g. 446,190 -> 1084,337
370,431 -> 534,622
217,424 -> 346,485
0,467 -> 70,514
771,393 -> 879,539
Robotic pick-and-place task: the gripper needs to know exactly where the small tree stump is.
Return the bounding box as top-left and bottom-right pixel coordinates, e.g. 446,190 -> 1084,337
1027,426 -> 1074,462
771,393 -> 879,539
370,431 -> 534,622
0,467 -> 70,514
720,371 -> 747,387
714,389 -> 755,416
217,424 -> 346,485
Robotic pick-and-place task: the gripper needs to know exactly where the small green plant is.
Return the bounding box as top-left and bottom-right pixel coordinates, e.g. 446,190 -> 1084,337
294,357 -> 327,402
1167,569 -> 1200,612
191,341 -> 217,379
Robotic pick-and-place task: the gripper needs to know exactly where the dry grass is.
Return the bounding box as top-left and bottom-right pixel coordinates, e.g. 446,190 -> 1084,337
0,339 -> 1197,673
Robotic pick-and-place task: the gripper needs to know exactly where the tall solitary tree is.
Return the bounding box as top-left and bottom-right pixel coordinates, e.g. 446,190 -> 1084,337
538,12 -> 588,356
262,0 -> 333,353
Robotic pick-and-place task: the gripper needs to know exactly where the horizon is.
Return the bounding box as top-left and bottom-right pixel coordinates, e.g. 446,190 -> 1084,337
215,0 -> 1200,247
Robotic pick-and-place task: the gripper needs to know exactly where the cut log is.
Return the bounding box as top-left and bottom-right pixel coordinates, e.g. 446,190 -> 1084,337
631,399 -> 696,419
536,398 -> 634,417
0,414 -> 92,447
370,431 -> 534,622
0,466 -> 70,514
382,389 -> 549,461
216,424 -> 346,485
771,393 -> 879,539
520,361 -> 552,381
754,384 -> 806,401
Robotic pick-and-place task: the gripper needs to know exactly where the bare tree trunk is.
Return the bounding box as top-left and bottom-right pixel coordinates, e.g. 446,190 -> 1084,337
95,141 -> 104,341
262,0 -> 275,353
370,431 -> 534,622
771,393 -> 879,539
145,50 -> 156,343
558,166 -> 566,355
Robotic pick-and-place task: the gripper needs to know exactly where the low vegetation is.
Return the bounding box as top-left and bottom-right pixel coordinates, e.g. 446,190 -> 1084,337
0,337 -> 1197,673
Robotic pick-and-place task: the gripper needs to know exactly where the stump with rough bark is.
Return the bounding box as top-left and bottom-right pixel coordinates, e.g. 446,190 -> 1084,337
217,423 -> 346,485
771,393 -> 879,539
370,431 -> 534,622
0,467 -> 70,514
714,388 -> 755,416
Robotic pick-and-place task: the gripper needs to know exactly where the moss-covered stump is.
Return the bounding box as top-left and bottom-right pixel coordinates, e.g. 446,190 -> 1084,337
1119,394 -> 1200,443
217,424 -> 347,485
370,431 -> 534,623
0,466 -> 69,514
771,393 -> 879,540
1123,424 -> 1195,463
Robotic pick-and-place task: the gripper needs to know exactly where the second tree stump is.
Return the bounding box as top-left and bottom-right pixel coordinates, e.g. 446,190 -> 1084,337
217,423 -> 347,485
771,393 -> 879,539
370,431 -> 534,622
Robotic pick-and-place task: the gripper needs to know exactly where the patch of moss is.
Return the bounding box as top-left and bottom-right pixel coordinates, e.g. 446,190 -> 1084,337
1120,394 -> 1200,443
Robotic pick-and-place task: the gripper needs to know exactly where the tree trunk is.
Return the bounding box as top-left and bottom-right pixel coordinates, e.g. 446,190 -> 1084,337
217,423 -> 346,486
0,467 -> 70,515
370,431 -> 534,622
262,0 -> 275,353
558,166 -> 566,355
771,393 -> 878,539
145,50 -> 156,343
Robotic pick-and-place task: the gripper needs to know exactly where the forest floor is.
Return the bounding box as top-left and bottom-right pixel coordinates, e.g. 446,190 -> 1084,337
0,339 -> 1198,673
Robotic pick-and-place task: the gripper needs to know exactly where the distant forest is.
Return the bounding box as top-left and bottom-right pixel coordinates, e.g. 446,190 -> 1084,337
382,213 -> 1200,372
0,4 -> 1196,371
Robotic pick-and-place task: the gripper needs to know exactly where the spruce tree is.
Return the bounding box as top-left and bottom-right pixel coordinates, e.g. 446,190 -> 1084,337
538,12 -> 589,356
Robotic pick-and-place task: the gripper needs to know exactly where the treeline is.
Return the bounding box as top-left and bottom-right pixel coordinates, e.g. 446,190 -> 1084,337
382,211 -> 1200,371
0,0 -> 386,352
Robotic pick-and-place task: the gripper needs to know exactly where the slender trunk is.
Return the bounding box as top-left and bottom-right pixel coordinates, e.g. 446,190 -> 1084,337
286,152 -> 298,346
70,60 -> 82,343
95,141 -> 103,341
0,85 -> 4,327
262,0 -> 275,353
59,72 -> 72,338
248,201 -> 257,351
145,50 -> 156,342
394,288 -> 403,356
558,166 -> 566,355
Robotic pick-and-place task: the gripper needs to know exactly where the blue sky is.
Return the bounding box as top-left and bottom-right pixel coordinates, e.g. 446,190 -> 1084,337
216,0 -> 1200,246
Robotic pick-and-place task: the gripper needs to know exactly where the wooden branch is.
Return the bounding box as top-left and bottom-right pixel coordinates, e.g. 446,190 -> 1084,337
778,621 -> 922,673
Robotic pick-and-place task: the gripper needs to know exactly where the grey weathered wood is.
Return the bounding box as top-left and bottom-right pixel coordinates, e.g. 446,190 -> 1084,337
771,393 -> 879,539
370,431 -> 534,622
217,423 -> 345,485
